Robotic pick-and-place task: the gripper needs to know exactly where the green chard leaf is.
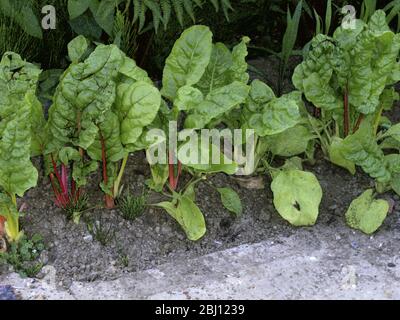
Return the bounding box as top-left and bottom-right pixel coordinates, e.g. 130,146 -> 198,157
271,170 -> 322,226
156,195 -> 206,241
345,189 -> 389,234
161,25 -> 213,101
340,121 -> 391,183
217,187 -> 242,216
244,82 -> 301,137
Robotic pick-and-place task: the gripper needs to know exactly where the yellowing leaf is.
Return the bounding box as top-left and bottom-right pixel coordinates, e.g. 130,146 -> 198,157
271,170 -> 322,226
345,189 -> 389,234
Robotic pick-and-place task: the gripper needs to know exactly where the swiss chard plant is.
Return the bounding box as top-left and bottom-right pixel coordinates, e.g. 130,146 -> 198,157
45,36 -> 161,211
147,25 -> 250,240
0,52 -> 41,242
44,36 -> 121,212
86,51 -> 161,208
293,10 -> 400,232
233,79 -> 322,226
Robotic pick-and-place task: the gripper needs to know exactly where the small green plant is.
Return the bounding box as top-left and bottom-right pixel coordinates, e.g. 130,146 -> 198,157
62,193 -> 89,223
117,247 -> 129,268
86,216 -> 115,246
0,234 -> 45,277
117,190 -> 147,221
278,0 -> 303,95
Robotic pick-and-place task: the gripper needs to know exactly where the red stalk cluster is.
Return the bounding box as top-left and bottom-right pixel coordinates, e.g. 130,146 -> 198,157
100,134 -> 115,209
49,155 -> 80,209
168,152 -> 182,191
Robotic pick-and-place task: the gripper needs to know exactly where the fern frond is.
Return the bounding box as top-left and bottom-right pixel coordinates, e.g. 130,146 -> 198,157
129,0 -> 232,33
160,0 -> 172,30
183,0 -> 196,23
144,0 -> 162,33
172,0 -> 184,27
193,0 -> 203,8
138,0 -> 147,32
132,0 -> 141,24
220,0 -> 232,21
209,0 -> 219,11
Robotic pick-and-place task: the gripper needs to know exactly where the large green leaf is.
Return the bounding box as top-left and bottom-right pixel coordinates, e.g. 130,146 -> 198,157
345,189 -> 389,234
0,52 -> 40,197
68,0 -> 91,19
271,170 -> 322,226
156,195 -> 206,241
184,81 -> 249,129
340,121 -> 391,183
161,25 -> 213,101
265,125 -> 314,157
114,81 -> 161,147
0,98 -> 38,197
46,43 -> 125,154
328,137 -> 356,174
382,123 -> 400,142
294,12 -> 400,119
196,36 -> 250,95
246,91 -> 301,136
93,0 -> 119,35
45,43 -> 125,188
178,139 -> 238,174
68,35 -> 90,63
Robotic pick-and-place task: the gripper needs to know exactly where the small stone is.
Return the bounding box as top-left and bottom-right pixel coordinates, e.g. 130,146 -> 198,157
329,204 -> 338,211
39,250 -> 49,265
388,263 -> 396,268
83,235 -> 93,242
335,234 -> 341,240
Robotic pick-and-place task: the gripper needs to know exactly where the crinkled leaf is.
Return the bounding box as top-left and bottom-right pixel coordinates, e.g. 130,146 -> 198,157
340,122 -> 391,182
46,43 -> 124,155
68,35 -> 90,63
382,123 -> 400,142
174,85 -> 204,111
246,92 -> 301,136
59,147 -> 81,165
0,101 -> 38,197
184,81 -> 249,129
230,36 -> 250,84
196,42 -> 233,94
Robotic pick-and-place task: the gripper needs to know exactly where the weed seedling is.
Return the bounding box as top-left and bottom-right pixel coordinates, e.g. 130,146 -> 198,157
86,216 -> 115,246
62,193 -> 89,223
117,190 -> 147,221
